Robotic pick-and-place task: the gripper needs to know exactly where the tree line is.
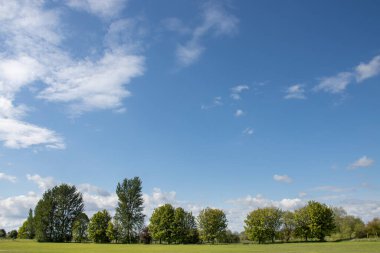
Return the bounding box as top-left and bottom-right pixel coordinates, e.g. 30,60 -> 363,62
1,176 -> 379,244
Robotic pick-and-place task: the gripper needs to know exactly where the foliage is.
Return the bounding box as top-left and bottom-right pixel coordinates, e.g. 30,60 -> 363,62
114,177 -> 145,243
0,229 -> 6,238
7,230 -> 18,239
88,210 -> 112,243
198,208 -> 227,244
18,209 -> 36,239
149,204 -> 175,244
366,218 -> 380,237
221,230 -> 240,243
34,184 -> 84,242
172,207 -> 199,244
106,220 -> 120,243
332,207 -> 365,239
281,211 -> 296,242
244,207 -> 282,243
139,227 -> 152,244
72,212 -> 89,242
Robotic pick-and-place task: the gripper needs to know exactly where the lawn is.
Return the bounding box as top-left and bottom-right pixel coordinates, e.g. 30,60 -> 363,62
1,240 -> 380,253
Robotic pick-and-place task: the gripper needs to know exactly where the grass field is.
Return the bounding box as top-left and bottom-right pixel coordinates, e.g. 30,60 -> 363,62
1,240 -> 380,253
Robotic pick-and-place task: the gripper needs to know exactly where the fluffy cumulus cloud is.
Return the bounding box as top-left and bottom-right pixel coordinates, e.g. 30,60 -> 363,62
284,84 -> 306,99
174,2 -> 239,66
273,174 -> 293,183
0,172 -> 17,183
349,156 -> 374,170
26,174 -> 56,191
0,0 -> 145,149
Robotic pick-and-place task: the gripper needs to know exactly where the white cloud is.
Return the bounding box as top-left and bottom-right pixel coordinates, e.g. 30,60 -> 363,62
340,199 -> 380,222
314,72 -> 353,94
230,85 -> 249,100
0,172 -> 17,183
355,55 -> 380,82
349,156 -> 374,170
65,0 -> 127,18
38,52 -> 145,115
176,2 -> 238,66
26,174 -> 56,191
284,84 -> 306,99
0,119 -> 65,149
235,109 -> 244,117
242,127 -> 254,136
0,1 -> 145,148
201,96 -> 222,110
0,192 -> 40,231
273,174 -> 293,183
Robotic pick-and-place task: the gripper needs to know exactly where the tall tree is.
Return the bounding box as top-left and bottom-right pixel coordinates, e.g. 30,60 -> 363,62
72,212 -> 89,242
18,209 -> 35,239
149,204 -> 175,244
34,184 -> 84,242
114,177 -> 145,243
198,208 -> 227,244
244,207 -> 282,243
88,210 -> 111,243
172,207 -> 198,244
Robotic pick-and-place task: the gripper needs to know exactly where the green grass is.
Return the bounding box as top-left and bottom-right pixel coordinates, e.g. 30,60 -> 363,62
1,240 -> 380,253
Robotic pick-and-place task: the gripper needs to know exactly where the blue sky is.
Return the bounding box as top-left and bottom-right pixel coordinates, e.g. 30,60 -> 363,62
0,0 -> 380,231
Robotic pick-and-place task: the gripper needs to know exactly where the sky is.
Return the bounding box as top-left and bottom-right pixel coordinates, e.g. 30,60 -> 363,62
0,0 -> 380,232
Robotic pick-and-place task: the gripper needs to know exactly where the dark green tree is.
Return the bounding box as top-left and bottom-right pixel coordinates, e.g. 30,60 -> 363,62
114,177 -> 145,243
7,230 -> 18,239
198,208 -> 227,244
172,207 -> 198,244
88,210 -> 111,243
139,227 -> 152,244
0,229 -> 5,238
34,184 -> 84,242
149,204 -> 175,244
72,212 -> 89,242
281,211 -> 296,242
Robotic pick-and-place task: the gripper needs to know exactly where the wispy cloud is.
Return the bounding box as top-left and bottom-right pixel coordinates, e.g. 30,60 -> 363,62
201,96 -> 223,110
349,156 -> 374,170
242,127 -> 254,136
175,2 -> 239,66
273,174 -> 293,183
231,85 -> 249,100
26,174 -> 57,191
235,109 -> 244,117
65,0 -> 127,19
314,55 -> 380,94
284,84 -> 306,99
0,172 -> 17,183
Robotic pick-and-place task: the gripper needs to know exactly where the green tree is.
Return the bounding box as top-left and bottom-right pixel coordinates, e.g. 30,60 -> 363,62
114,177 -> 145,243
72,212 -> 89,242
0,229 -> 6,238
333,207 -> 365,239
281,211 -> 295,242
34,184 -> 84,242
244,207 -> 282,244
19,209 -> 36,239
366,218 -> 380,237
172,207 -> 199,244
88,210 -> 111,243
139,227 -> 152,244
7,230 -> 18,239
149,204 -> 175,244
295,201 -> 335,241
106,220 -> 120,243
198,208 -> 227,244
18,220 -> 29,239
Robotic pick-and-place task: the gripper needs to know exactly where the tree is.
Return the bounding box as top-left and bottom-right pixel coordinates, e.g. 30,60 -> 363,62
88,210 -> 111,243
172,207 -> 199,244
34,184 -> 84,242
149,204 -> 175,244
244,207 -> 282,243
295,201 -> 335,241
18,209 -> 36,239
106,220 -> 120,243
139,227 -> 152,244
7,230 -> 18,239
333,207 -> 365,239
0,229 -> 6,238
222,230 -> 240,243
72,212 -> 89,242
198,208 -> 227,244
281,211 -> 296,242
114,177 -> 145,243
366,218 -> 380,237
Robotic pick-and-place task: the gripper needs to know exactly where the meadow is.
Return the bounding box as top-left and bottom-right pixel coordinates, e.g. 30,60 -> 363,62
1,240 -> 380,253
